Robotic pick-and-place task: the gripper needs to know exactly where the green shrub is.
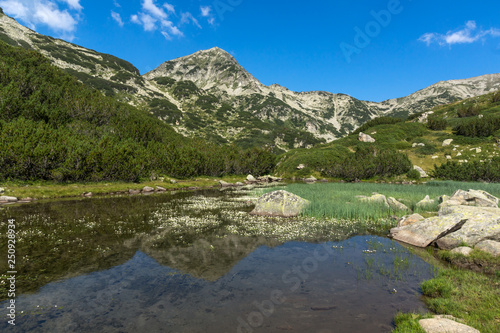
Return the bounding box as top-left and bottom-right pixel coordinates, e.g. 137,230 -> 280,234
457,103 -> 481,118
406,169 -> 421,180
453,116 -> 500,137
352,116 -> 404,135
427,117 -> 447,130
432,158 -> 500,182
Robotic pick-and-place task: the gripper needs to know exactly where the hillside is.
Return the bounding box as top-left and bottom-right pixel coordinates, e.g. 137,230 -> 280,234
0,41 -> 275,182
1,9 -> 500,152
277,90 -> 500,181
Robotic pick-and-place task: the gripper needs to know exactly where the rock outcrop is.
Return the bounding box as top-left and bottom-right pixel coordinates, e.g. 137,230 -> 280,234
440,189 -> 499,208
249,190 -> 310,217
474,240 -> 500,257
358,132 -> 375,143
413,165 -> 428,178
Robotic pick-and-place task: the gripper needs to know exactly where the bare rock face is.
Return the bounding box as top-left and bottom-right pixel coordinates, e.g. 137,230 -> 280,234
358,132 -> 375,143
249,190 -> 310,217
419,316 -> 479,333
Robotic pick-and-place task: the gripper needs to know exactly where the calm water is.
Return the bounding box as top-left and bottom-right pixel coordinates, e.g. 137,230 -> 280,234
0,188 -> 435,332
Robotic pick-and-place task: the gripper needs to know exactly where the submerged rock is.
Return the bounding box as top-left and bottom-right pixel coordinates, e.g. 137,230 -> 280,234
249,190 -> 310,217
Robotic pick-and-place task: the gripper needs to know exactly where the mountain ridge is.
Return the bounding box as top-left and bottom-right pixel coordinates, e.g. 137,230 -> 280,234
1,8 -> 500,151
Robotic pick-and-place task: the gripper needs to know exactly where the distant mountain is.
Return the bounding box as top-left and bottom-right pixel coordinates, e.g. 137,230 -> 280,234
2,9 -> 500,151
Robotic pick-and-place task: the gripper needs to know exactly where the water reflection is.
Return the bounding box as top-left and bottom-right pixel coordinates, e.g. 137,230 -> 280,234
0,189 -> 435,332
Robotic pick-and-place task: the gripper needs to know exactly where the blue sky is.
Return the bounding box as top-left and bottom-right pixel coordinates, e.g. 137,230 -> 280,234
1,0 -> 500,102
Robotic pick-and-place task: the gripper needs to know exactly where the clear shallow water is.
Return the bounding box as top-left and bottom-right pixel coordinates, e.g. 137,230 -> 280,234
0,189 -> 435,332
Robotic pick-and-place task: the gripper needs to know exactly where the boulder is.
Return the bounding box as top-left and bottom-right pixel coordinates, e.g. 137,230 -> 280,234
142,186 -> 155,193
419,316 -> 479,333
219,180 -> 233,187
474,240 -> 500,257
358,193 -> 389,207
246,174 -> 257,183
451,246 -> 473,256
170,179 -> 177,184
442,139 -> 454,147
83,192 -> 93,197
0,196 -> 18,202
413,165 -> 428,178
128,189 -> 141,195
235,182 -> 244,186
435,205 -> 500,249
397,213 -> 424,227
249,190 -> 310,217
417,195 -> 435,207
156,186 -> 166,192
439,189 -> 499,208
387,197 -> 410,211
358,132 -> 375,143
304,176 -> 317,183
389,214 -> 467,247
296,164 -> 305,170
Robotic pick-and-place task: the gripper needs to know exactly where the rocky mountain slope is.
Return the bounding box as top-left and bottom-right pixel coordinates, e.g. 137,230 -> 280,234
2,8 -> 500,151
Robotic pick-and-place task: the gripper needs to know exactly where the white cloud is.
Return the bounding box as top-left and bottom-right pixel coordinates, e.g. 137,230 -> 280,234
142,0 -> 167,19
200,6 -> 211,17
420,21 -> 500,46
131,0 -> 185,40
59,0 -> 82,11
0,0 -> 80,37
180,12 -> 201,29
113,0 -> 121,8
111,11 -> 124,27
163,3 -> 175,14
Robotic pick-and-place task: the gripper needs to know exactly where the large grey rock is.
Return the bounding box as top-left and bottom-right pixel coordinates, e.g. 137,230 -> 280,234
413,165 -> 429,178
358,132 -> 375,143
474,240 -> 500,257
219,180 -> 233,187
435,205 -> 500,249
387,197 -> 410,211
397,213 -> 425,227
419,316 -> 479,333
417,195 -> 436,207
357,193 -> 389,207
0,196 -> 18,202
246,174 -> 257,183
389,214 -> 467,247
304,176 -> 317,183
442,139 -> 454,147
440,189 -> 499,208
296,164 -> 305,170
450,246 -> 473,257
142,186 -> 155,192
249,190 -> 310,217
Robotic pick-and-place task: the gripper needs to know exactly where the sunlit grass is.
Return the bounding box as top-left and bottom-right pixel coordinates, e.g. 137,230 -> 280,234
254,181 -> 500,221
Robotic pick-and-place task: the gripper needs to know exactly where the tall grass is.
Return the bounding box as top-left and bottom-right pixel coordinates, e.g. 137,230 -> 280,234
254,181 -> 500,221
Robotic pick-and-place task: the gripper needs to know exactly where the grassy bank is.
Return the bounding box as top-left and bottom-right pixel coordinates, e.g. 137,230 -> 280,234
393,249 -> 500,333
0,175 -> 247,200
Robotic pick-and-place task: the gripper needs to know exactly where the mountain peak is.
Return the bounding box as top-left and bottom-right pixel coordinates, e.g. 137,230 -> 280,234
145,47 -> 263,95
